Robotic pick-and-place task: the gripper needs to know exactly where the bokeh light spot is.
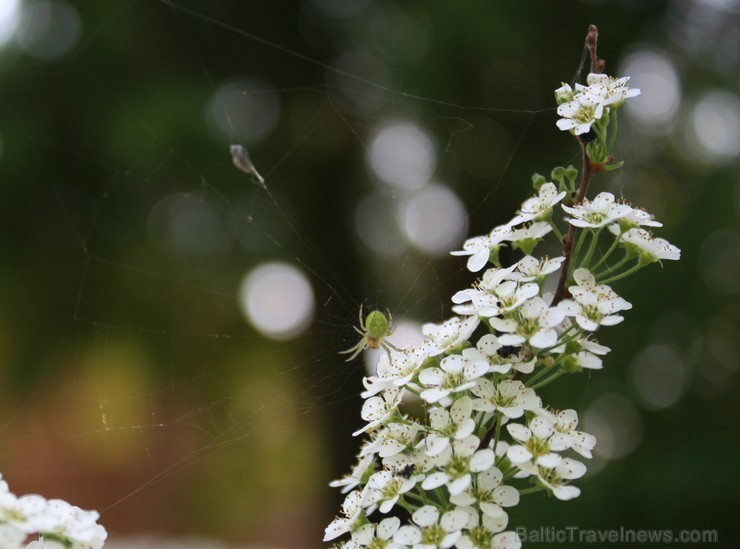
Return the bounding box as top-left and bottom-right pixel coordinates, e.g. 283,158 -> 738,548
239,262 -> 315,341
17,1 -> 82,61
398,183 -> 467,256
368,121 -> 436,191
0,0 -> 20,48
355,191 -> 407,256
687,90 -> 740,165
621,50 -> 680,135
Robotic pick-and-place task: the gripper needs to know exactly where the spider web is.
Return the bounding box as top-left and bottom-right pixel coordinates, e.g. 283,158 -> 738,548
0,0 -> 594,546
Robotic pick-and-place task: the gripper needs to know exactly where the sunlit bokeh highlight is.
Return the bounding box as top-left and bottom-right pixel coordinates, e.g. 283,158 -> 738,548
621,50 -> 680,135
368,121 -> 436,191
16,0 -> 81,61
398,183 -> 467,255
238,262 -> 315,340
0,0 -> 20,48
686,90 -> 740,166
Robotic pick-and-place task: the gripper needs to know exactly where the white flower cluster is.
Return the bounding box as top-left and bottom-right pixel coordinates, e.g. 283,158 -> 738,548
0,474 -> 106,549
326,70 -> 679,548
556,73 -> 640,136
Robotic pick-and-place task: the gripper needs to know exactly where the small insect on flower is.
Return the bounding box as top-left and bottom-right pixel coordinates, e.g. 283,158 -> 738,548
339,305 -> 401,362
230,144 -> 266,187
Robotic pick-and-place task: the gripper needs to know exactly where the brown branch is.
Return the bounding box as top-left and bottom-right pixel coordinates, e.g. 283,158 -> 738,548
551,25 -> 605,306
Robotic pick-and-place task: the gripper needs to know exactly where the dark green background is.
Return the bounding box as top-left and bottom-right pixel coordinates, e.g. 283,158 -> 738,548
0,0 -> 737,546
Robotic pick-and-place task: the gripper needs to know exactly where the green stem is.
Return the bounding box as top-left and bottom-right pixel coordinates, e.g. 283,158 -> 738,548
518,485 -> 546,496
580,226 -> 603,269
599,261 -> 645,285
530,369 -> 566,390
594,252 -> 631,278
591,230 -> 623,271
548,219 -> 564,242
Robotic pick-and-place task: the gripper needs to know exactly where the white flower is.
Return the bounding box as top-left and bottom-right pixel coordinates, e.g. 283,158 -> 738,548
364,470 -> 423,514
518,457 -> 587,501
452,278 -> 538,319
363,421 -> 424,459
422,317 -> 480,357
450,467 -> 520,520
330,453 -> 376,494
556,91 -> 605,135
508,255 -> 565,283
509,183 -> 567,226
324,490 -> 365,541
615,207 -> 663,229
562,192 -> 633,229
422,435 -> 496,496
471,379 -> 540,419
419,354 -> 489,404
0,523 -> 25,549
558,268 -> 632,331
421,396 -> 476,457
452,265 -> 518,317
354,387 -> 404,435
362,346 -> 429,397
506,221 -> 552,253
393,505 -> 469,548
474,334 -> 535,375
351,517 -> 402,548
616,227 -> 681,262
490,297 -> 565,349
582,72 -> 640,107
554,83 -> 575,105
535,408 -> 596,459
451,226 -> 513,272
506,416 -> 568,468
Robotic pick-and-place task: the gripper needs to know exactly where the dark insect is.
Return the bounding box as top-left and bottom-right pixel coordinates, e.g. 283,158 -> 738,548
397,464 -> 415,479
497,345 -> 519,359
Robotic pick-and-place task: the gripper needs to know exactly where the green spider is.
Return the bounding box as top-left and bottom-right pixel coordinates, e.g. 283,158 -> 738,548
339,305 -> 402,362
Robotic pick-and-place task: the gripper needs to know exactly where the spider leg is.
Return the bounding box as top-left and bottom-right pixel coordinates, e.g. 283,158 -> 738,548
353,326 -> 365,336
358,304 -> 365,332
339,339 -> 367,362
382,340 -> 403,353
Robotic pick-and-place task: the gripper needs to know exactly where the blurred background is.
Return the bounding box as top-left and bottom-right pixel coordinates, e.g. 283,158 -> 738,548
0,0 -> 738,547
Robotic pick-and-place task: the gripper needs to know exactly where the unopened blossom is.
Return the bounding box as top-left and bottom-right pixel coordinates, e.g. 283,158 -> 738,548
419,353 -> 489,404
556,91 -> 605,135
363,470 -> 424,514
558,269 -> 632,331
324,490 -> 365,541
350,517 -> 402,548
471,379 -> 540,419
422,316 -> 480,356
393,505 -> 469,548
422,435 -> 496,496
562,192 -> 633,229
506,416 -> 569,468
490,297 -> 565,349
421,396 -> 476,457
554,82 -> 575,105
451,467 -> 520,520
518,457 -> 587,501
509,182 -> 567,226
616,227 -> 681,262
